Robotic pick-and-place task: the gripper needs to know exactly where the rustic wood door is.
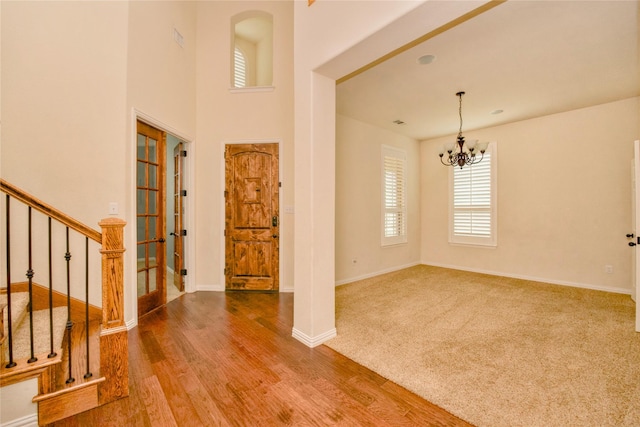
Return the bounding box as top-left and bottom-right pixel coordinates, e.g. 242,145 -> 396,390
225,143 -> 279,291
172,142 -> 185,292
137,120 -> 166,316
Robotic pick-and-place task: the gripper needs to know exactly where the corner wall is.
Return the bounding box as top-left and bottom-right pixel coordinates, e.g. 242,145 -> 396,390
336,115 -> 421,284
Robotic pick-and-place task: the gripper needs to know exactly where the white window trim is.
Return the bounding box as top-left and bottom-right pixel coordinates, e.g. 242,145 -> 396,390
448,142 -> 497,247
381,145 -> 408,247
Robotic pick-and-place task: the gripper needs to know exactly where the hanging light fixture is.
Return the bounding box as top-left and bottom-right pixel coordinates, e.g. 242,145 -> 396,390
439,91 -> 488,168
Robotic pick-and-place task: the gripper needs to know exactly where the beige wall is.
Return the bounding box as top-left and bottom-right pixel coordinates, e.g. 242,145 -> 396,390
195,1 -> 294,292
292,0 -> 482,345
421,97 -> 640,293
125,0 -> 197,322
335,114 -> 421,284
1,1 -> 129,307
1,1 -> 129,224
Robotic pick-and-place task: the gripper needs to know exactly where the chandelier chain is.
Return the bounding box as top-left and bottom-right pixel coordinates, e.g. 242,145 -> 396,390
438,90 -> 487,169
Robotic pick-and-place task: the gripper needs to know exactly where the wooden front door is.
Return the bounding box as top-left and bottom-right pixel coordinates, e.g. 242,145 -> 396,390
172,142 -> 185,292
225,143 -> 279,291
137,120 -> 166,316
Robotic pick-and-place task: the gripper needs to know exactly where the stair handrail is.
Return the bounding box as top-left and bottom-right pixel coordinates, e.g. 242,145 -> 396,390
0,179 -> 101,243
1,178 -> 128,406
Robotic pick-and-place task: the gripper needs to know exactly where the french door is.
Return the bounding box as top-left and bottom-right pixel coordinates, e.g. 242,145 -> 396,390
172,142 -> 185,292
633,140 -> 640,332
137,120 -> 166,316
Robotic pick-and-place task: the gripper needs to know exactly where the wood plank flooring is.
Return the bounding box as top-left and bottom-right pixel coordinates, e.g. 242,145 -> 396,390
49,292 -> 472,426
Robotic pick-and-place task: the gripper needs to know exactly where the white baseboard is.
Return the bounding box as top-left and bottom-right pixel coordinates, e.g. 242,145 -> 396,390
196,284 -> 224,292
421,261 -> 632,295
335,261 -> 421,287
1,414 -> 37,427
292,327 -> 337,348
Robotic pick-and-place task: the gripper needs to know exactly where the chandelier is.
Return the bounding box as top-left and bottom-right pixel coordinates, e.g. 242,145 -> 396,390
439,91 -> 488,168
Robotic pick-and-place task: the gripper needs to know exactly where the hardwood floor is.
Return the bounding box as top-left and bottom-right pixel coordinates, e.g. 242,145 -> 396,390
50,292 -> 472,426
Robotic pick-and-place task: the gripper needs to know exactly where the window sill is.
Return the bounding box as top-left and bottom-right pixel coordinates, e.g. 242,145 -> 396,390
448,241 -> 497,249
229,86 -> 275,94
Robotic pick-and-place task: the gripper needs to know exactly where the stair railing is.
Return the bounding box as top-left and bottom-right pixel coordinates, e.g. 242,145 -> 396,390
0,179 -> 128,405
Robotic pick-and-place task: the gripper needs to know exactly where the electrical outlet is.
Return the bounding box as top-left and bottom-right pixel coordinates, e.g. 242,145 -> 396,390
604,265 -> 613,274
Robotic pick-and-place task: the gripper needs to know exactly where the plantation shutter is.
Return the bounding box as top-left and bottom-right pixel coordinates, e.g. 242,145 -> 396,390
452,150 -> 493,239
234,47 -> 246,88
382,146 -> 407,245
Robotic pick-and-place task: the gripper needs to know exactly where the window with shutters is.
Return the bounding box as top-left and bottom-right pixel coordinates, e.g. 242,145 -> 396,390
234,46 -> 247,88
381,146 -> 407,246
450,142 -> 497,246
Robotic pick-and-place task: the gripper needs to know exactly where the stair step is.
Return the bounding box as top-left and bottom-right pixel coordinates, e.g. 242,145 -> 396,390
1,291 -> 30,337
0,351 -> 62,387
34,376 -> 105,425
2,306 -> 67,363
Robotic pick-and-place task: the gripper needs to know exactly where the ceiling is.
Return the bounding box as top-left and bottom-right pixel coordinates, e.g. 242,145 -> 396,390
336,1 -> 639,141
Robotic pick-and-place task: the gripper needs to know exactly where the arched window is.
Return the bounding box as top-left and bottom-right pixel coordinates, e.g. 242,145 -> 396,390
234,46 -> 247,88
231,11 -> 273,88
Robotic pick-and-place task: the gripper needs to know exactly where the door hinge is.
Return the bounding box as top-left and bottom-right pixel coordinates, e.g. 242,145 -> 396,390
224,268 -> 227,275
180,229 -> 187,236
224,229 -> 226,236
181,150 -> 187,157
224,190 -> 228,198
180,269 -> 187,276
181,190 -> 187,197
279,182 -> 282,188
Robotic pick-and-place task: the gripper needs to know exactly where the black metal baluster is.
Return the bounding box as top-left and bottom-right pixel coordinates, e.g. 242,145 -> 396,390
5,195 -> 16,368
48,217 -> 56,358
65,227 -> 75,384
26,207 -> 37,363
84,237 -> 92,379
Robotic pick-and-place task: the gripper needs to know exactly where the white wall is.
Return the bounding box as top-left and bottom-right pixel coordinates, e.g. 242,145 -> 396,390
1,1 -> 129,225
421,97 -> 640,293
292,0 -> 483,345
335,115 -> 421,284
1,1 -> 129,307
195,1 -> 294,292
125,0 -> 197,323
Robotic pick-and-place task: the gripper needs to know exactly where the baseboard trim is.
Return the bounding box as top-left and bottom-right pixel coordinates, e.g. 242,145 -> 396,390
1,414 -> 38,427
291,327 -> 337,348
196,284 -> 223,292
335,261 -> 421,286
421,261 -> 632,295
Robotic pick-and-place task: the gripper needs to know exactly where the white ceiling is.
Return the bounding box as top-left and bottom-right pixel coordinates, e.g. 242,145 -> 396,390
336,1 -> 639,141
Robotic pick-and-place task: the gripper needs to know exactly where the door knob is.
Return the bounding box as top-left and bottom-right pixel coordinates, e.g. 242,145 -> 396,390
627,233 -> 635,238
629,242 -> 636,247
159,237 -> 166,243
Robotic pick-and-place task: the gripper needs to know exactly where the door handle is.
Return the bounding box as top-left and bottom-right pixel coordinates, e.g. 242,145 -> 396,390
627,233 -> 635,238
629,242 -> 636,247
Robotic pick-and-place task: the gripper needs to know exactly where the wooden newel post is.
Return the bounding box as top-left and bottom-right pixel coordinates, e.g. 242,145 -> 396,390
98,217 -> 129,404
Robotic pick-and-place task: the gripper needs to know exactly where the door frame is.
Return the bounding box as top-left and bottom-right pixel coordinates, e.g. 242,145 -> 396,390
128,109 -> 196,324
220,139 -> 283,292
634,140 -> 640,332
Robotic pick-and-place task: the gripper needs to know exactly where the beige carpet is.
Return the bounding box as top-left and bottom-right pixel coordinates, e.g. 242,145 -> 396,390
2,292 -> 67,361
325,265 -> 640,427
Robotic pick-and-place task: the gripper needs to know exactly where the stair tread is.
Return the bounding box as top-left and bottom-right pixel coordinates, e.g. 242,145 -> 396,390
1,292 -> 30,337
32,375 -> 105,402
0,351 -> 62,386
4,306 -> 67,362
